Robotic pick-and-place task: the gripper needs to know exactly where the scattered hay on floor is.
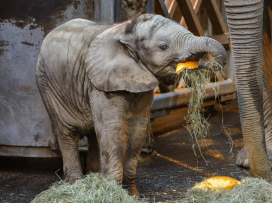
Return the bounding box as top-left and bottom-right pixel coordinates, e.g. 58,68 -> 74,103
31,173 -> 147,203
178,177 -> 272,203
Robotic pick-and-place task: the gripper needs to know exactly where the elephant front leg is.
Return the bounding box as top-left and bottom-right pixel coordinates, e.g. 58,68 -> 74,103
123,118 -> 149,196
95,118 -> 128,184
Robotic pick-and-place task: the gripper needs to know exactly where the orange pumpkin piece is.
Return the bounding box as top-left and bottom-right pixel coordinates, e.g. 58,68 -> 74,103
176,61 -> 199,74
193,176 -> 241,191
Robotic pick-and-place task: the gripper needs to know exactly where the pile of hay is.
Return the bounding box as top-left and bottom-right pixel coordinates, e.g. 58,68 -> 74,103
178,177 -> 272,203
31,173 -> 147,203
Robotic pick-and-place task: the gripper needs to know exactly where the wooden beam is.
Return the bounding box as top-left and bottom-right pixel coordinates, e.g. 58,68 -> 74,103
169,0 -> 178,18
202,0 -> 228,35
210,33 -> 230,46
194,0 -> 202,13
180,0 -> 202,27
157,0 -> 171,18
176,0 -> 204,36
165,0 -> 173,9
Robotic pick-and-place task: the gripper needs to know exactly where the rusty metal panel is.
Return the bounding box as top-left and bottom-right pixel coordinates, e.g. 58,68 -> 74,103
0,146 -> 62,157
0,0 -> 95,147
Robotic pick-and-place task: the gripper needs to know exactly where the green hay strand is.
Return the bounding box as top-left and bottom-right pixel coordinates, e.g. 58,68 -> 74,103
31,173 -> 147,203
181,68 -> 212,158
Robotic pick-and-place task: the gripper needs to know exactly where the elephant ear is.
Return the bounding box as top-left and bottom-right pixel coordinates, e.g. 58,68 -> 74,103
85,23 -> 158,93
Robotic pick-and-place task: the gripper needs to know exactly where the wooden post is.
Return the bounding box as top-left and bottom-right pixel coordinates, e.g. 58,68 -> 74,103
202,0 -> 228,35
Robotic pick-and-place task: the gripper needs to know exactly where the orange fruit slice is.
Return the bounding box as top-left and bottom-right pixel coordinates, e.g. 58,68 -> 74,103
192,176 -> 241,191
176,61 -> 199,74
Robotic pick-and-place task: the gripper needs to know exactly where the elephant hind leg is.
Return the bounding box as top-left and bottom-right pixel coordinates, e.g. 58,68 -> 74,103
123,118 -> 149,196
86,132 -> 100,173
55,125 -> 83,183
137,122 -> 157,165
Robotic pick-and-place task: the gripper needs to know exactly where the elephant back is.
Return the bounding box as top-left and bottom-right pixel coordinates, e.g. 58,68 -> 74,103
36,19 -> 113,117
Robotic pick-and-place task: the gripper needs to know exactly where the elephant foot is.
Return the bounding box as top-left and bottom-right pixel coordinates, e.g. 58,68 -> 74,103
124,184 -> 140,197
236,147 -> 249,168
65,176 -> 82,184
128,187 -> 140,197
236,147 -> 272,168
137,150 -> 157,165
64,171 -> 82,184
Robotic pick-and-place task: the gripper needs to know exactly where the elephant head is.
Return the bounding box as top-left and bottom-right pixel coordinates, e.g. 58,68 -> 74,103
85,14 -> 227,92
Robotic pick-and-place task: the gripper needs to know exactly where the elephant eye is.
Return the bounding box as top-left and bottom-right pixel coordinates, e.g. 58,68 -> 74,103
159,44 -> 168,50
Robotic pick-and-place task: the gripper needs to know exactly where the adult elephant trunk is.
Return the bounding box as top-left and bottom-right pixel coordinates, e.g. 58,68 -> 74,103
225,0 -> 271,180
185,36 -> 227,70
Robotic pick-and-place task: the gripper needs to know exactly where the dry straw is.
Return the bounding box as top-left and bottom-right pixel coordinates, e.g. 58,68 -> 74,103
31,173 -> 147,203
177,55 -> 230,159
181,68 -> 212,158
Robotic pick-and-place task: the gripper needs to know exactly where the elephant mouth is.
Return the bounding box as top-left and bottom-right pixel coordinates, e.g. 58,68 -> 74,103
172,53 -> 223,75
175,61 -> 199,74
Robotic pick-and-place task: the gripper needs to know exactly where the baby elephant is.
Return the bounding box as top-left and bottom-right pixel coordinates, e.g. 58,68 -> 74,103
36,14 -> 226,195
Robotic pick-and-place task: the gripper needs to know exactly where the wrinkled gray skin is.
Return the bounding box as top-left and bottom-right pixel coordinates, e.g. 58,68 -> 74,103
36,14 -> 226,195
225,0 -> 272,180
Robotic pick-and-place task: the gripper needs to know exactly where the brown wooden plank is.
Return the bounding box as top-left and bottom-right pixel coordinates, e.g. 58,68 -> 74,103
169,0 -> 178,18
210,33 -> 229,46
194,0 -> 202,13
202,0 -> 228,35
176,0 -> 204,36
165,0 -> 173,9
180,0 -> 202,27
157,0 -> 171,18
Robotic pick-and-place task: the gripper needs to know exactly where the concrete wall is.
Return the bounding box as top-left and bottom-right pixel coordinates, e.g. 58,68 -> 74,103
0,0 -> 96,147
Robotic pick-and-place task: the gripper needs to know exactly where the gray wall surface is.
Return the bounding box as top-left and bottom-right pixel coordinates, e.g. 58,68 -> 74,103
0,0 -> 96,147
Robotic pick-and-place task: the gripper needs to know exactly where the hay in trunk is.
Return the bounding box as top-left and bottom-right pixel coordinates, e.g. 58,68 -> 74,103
178,177 -> 272,203
31,173 -> 147,203
180,68 -> 212,157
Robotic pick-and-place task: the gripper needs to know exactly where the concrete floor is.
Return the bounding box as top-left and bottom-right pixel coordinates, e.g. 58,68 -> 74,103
0,99 -> 249,203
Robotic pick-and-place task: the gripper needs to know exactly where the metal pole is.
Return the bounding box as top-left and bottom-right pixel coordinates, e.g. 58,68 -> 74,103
147,0 -> 155,13
115,0 -> 121,22
99,0 -> 115,22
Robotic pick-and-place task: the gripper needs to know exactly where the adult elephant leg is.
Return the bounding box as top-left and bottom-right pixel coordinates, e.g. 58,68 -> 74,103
86,130 -> 100,172
236,84 -> 272,168
264,83 -> 272,159
236,0 -> 272,169
262,0 -> 272,161
225,0 -> 271,180
55,125 -> 83,183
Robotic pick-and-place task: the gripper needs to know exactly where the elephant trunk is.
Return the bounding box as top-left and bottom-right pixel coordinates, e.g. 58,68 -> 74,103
185,36 -> 227,70
225,0 -> 271,180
